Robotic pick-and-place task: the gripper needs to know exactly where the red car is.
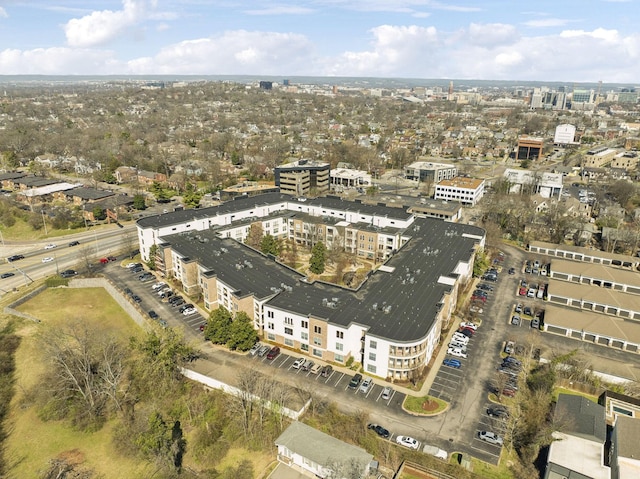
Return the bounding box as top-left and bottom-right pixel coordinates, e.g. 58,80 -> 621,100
99,257 -> 109,264
472,295 -> 486,303
518,287 -> 527,296
266,346 -> 280,360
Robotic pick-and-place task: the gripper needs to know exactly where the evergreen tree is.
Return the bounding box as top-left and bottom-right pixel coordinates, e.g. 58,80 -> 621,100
309,241 -> 327,274
204,307 -> 233,344
227,312 -> 258,351
260,234 -> 281,256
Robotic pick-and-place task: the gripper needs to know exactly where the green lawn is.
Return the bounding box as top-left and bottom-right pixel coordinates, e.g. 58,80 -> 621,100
5,287 -> 150,478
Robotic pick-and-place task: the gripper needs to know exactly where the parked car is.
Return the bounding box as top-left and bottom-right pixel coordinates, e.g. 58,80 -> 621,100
457,328 -> 474,338
511,315 -> 520,326
320,365 -> 333,378
443,358 -> 462,369
396,436 -> 419,450
126,262 -> 142,269
478,431 -> 504,446
519,286 -> 528,296
368,423 -> 390,439
452,333 -> 470,344
447,347 -> 467,359
508,267 -> 515,275
249,342 -> 262,356
359,378 -> 373,393
515,303 -> 523,313
381,386 -> 393,400
131,294 -> 142,303
348,373 -> 363,389
449,340 -> 468,350
487,407 -> 509,419
266,346 -> 280,360
148,310 -> 159,319
59,269 -> 77,278
459,322 -> 478,330
469,305 -> 483,314
257,345 -> 270,357
310,363 -> 322,374
292,357 -> 305,369
504,340 -> 515,354
503,356 -> 522,366
302,360 -> 314,371
523,306 -> 533,317
182,307 -> 197,316
152,282 -> 167,290
531,318 -> 540,329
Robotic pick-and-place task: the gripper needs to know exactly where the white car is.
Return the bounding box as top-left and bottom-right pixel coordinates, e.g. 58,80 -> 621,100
42,256 -> 54,263
459,321 -> 478,330
478,431 -> 504,446
182,307 -> 197,316
292,357 -> 305,369
396,435 -> 419,450
43,243 -> 57,250
447,347 -> 468,359
452,333 -> 470,344
449,341 -> 468,350
151,282 -> 167,290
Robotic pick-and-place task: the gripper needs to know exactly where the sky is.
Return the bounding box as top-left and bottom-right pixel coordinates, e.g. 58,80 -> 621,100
0,0 -> 638,82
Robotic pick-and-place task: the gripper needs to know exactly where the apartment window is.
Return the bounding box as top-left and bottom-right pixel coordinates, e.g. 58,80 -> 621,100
267,322 -> 274,330
312,349 -> 323,358
336,331 -> 344,339
314,325 -> 322,334
284,338 -> 294,347
335,354 -> 344,363
367,364 -> 377,374
369,352 -> 376,361
267,311 -> 274,319
301,344 -> 309,352
284,327 -> 293,336
313,337 -> 322,346
336,342 -> 343,351
301,320 -> 308,329
267,333 -> 275,341
301,332 -> 308,341
370,340 -> 377,349
284,317 -> 293,325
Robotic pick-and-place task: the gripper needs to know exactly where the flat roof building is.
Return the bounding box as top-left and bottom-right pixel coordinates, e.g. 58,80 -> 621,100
404,161 -> 457,184
275,159 -> 330,196
434,177 -> 485,206
516,136 -> 544,160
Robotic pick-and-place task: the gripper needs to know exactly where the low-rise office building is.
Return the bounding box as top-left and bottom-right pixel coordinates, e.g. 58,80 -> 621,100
275,159 -> 330,196
434,177 -> 485,206
404,161 -> 457,183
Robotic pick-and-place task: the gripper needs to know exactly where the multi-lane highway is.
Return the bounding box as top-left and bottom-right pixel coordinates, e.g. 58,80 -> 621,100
0,223 -> 137,294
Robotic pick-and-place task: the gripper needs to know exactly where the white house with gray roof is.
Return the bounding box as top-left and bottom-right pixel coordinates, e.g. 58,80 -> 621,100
275,421 -> 372,479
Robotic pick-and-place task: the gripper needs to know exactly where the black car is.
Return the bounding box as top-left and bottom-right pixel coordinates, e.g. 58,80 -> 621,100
7,254 -> 25,262
477,283 -> 494,291
171,298 -> 185,307
179,303 -> 194,313
320,365 -> 333,377
487,407 -> 509,419
59,269 -> 78,278
348,373 -> 363,389
367,423 -> 390,439
124,287 -> 133,296
1,272 -> 15,279
132,294 -> 142,303
131,266 -> 143,274
68,241 -> 80,247
148,310 -> 159,319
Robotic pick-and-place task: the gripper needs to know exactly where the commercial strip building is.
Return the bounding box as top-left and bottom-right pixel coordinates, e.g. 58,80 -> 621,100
137,193 -> 485,380
434,177 -> 485,206
527,242 -> 640,354
329,167 -> 372,190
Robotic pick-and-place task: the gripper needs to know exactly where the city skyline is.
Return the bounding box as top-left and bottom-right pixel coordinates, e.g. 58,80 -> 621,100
0,0 -> 638,83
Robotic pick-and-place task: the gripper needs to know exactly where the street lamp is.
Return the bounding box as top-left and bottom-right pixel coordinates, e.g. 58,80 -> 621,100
41,209 -> 48,235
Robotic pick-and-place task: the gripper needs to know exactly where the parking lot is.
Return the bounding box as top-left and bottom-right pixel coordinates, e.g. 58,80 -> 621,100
249,349 -> 406,410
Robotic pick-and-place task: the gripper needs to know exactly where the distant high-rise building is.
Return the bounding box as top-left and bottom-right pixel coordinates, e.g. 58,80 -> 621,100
259,81 -> 273,90
554,124 -> 576,145
618,88 -> 638,104
283,79 -> 290,86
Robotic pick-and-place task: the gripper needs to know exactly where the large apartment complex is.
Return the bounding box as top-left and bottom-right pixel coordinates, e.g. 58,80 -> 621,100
136,193 -> 485,380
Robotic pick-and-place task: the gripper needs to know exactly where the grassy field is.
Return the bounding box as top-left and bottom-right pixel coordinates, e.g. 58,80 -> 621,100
4,288 -> 152,479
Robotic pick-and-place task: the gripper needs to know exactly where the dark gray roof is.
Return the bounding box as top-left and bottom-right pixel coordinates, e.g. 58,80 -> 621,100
275,421 -> 372,468
615,415 -> 640,459
137,192 -> 413,230
160,231 -> 302,300
68,187 -> 115,200
544,462 -> 594,479
15,176 -> 58,188
268,217 -> 483,342
555,394 -> 606,443
0,172 -> 26,181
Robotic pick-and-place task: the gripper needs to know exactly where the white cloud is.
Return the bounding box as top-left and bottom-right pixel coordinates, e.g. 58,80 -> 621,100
523,18 -> 571,28
244,5 -> 315,15
126,30 -> 316,75
467,23 -> 519,47
326,25 -> 439,76
63,0 -> 157,48
0,47 -> 120,75
0,7 -> 7,18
